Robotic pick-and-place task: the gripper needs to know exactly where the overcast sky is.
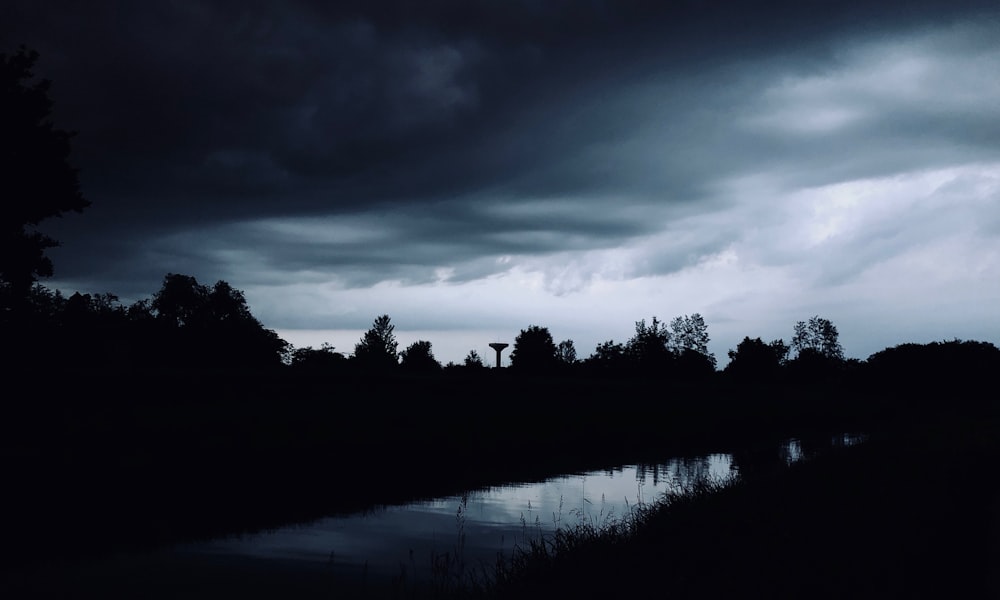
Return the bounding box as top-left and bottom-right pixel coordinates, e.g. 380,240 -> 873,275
5,1 -> 1000,365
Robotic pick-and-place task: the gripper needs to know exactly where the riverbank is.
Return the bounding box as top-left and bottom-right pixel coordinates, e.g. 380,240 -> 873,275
0,368 -> 874,569
466,419 -> 999,599
2,365 -> 996,598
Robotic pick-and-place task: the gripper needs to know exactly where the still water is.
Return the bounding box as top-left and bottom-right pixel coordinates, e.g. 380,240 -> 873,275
11,435 -> 864,597
175,453 -> 739,585
173,433 -> 876,588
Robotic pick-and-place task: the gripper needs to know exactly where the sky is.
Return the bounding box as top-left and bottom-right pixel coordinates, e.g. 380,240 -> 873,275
4,1 -> 1000,366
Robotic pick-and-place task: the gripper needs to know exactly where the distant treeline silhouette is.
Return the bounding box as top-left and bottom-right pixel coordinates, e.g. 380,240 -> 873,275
5,273 -> 1000,397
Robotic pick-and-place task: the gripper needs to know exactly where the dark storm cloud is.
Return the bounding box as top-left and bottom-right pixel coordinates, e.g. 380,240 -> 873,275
2,0 -> 998,299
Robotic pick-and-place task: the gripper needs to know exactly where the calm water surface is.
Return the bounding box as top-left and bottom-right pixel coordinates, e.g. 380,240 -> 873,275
173,433 -> 870,587
175,453 -> 738,584
7,435 -> 865,597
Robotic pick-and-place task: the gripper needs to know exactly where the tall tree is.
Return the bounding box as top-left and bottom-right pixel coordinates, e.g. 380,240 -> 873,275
669,313 -> 711,357
208,280 -> 255,323
290,343 -> 345,372
146,273 -> 287,368
791,316 -> 844,360
400,340 -> 441,372
463,349 -> 486,369
627,316 -> 672,373
725,337 -> 789,382
557,339 -> 577,364
1,47 -> 88,310
353,314 -> 399,371
510,325 -> 558,374
152,273 -> 210,328
586,339 -> 628,375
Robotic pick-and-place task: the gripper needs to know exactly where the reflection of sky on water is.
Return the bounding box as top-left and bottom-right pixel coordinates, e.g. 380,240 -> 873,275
179,454 -> 736,580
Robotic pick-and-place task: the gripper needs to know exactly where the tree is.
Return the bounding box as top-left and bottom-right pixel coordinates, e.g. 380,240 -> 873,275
152,273 -> 210,328
557,339 -> 577,364
627,316 -> 672,374
675,348 -> 718,380
1,46 -> 89,311
585,339 -> 628,375
208,280 -> 254,323
146,273 -> 288,368
353,314 -> 399,371
725,337 -> 789,382
53,290 -> 129,368
510,325 -> 558,374
463,349 -> 486,369
400,340 -> 441,373
669,313 -> 716,369
290,343 -> 345,372
791,316 -> 844,360
865,339 -> 1000,396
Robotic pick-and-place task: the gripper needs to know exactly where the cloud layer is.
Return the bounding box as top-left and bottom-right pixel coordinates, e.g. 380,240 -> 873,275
4,1 -> 999,363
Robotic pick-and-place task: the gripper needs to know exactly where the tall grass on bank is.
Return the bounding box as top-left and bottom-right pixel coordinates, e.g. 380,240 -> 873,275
409,473 -> 739,599
454,424 -> 997,600
484,477 -> 737,599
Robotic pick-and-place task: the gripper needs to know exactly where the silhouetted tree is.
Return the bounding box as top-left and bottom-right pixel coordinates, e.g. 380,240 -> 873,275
787,316 -> 844,382
557,339 -> 577,364
669,314 -> 709,354
510,325 -> 558,374
353,314 -> 399,371
152,273 -> 210,328
791,316 -> 844,360
865,339 -> 1000,398
585,339 -> 628,376
669,313 -> 717,370
146,273 -> 287,368
290,343 -> 345,372
62,291 -> 124,327
675,348 -> 718,381
400,340 -> 441,373
463,349 -> 486,369
627,316 -> 673,375
127,298 -> 155,323
208,280 -> 254,323
725,337 -> 789,383
1,47 -> 88,312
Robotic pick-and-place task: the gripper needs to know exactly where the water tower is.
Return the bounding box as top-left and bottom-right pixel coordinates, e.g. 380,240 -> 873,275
488,342 -> 509,368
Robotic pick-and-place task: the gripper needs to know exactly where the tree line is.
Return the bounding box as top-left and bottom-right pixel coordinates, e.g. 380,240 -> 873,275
315,311 -> 855,383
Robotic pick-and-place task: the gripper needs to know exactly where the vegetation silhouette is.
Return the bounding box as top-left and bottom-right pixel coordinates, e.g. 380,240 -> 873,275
442,348 -> 488,375
400,340 -> 442,373
148,274 -> 289,369
724,336 -> 789,383
510,324 -> 559,374
0,46 -> 88,314
556,339 -> 577,366
669,313 -> 713,362
791,314 -> 844,360
584,339 -> 629,376
289,342 -> 346,373
625,316 -> 674,376
463,349 -> 486,368
353,313 -> 399,372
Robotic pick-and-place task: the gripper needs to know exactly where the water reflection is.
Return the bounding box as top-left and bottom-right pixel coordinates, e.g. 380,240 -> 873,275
176,435 -> 865,586
178,454 -> 736,583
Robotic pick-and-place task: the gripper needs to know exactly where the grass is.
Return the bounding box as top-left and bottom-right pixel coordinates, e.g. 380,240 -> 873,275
375,419 -> 998,599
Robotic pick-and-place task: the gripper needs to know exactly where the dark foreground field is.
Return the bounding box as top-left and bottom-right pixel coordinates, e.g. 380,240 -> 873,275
0,368 -> 874,567
0,365 -> 996,598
